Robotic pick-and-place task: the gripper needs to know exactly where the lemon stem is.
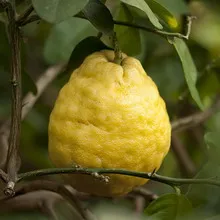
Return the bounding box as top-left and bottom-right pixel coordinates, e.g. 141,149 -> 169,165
113,32 -> 123,65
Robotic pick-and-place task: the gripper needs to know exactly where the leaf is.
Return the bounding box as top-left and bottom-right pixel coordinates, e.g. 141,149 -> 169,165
66,36 -> 110,73
44,17 -> 97,64
172,37 -> 203,110
187,131 -> 220,211
120,0 -> 163,29
155,0 -> 188,16
32,0 -> 89,23
145,193 -> 192,220
113,3 -> 141,55
82,0 -> 114,35
187,162 -> 220,210
145,0 -> 178,29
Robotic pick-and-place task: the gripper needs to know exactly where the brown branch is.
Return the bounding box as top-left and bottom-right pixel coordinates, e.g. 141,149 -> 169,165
171,134 -> 196,177
15,180 -> 89,220
130,187 -> 158,201
0,0 -> 22,194
0,190 -> 64,220
171,98 -> 220,132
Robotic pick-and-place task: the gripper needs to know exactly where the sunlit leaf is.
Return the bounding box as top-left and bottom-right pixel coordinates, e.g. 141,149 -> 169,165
120,0 -> 163,29
145,0 -> 178,29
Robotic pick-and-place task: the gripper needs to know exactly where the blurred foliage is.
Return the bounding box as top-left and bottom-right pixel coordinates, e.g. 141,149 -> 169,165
0,0 -> 220,219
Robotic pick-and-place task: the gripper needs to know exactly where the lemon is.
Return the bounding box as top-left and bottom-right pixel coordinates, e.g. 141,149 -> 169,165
48,50 -> 171,197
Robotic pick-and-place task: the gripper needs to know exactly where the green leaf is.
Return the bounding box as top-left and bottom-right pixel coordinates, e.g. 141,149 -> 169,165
187,131 -> 220,209
172,37 -> 203,109
32,0 -> 89,23
113,4 -> 141,55
44,17 -> 97,64
145,193 -> 192,220
120,0 -> 163,29
82,0 -> 114,35
66,36 -> 110,73
187,162 -> 220,209
145,0 -> 178,29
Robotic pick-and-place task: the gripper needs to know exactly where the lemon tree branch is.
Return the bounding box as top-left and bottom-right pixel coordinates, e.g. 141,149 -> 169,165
17,167 -> 220,188
171,97 -> 220,132
0,0 -> 22,196
18,12 -> 193,40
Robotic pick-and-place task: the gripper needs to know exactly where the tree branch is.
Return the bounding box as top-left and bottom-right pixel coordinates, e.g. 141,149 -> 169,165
0,190 -> 64,220
0,0 -> 22,195
131,187 -> 158,201
171,98 -> 220,132
17,167 -> 220,188
14,180 -> 89,220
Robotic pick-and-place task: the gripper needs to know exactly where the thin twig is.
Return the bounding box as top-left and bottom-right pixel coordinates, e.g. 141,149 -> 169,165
184,16 -> 196,39
16,5 -> 34,25
171,98 -> 220,132
22,63 -> 66,120
131,187 -> 158,201
17,167 -> 220,188
113,19 -> 189,40
19,14 -> 40,26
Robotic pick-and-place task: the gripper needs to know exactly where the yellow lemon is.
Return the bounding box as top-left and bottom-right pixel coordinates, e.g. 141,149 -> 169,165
48,50 -> 171,197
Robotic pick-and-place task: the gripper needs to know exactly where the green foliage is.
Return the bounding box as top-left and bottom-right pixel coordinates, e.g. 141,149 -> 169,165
32,0 -> 89,23
43,17 -> 97,64
145,193 -> 192,220
114,3 -> 141,55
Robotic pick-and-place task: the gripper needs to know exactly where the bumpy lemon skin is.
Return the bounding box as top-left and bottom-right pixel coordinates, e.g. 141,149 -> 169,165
48,50 -> 171,197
